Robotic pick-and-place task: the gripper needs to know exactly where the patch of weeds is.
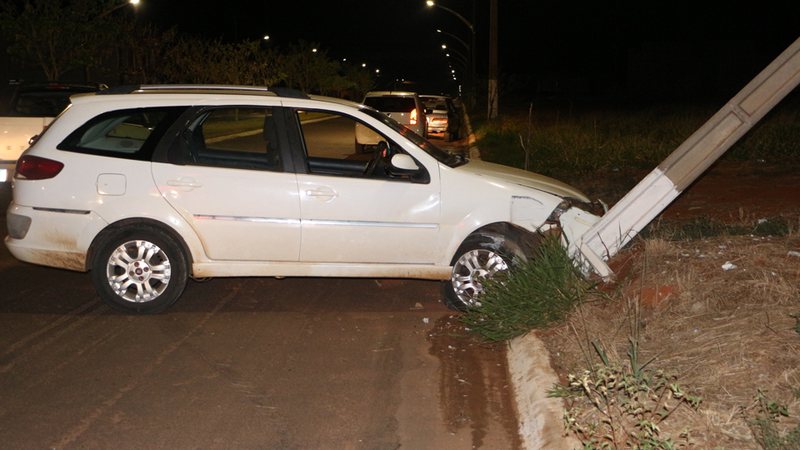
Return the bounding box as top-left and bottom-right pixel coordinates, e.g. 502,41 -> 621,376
746,390 -> 800,450
549,341 -> 702,449
642,216 -> 792,241
460,236 -> 591,342
752,217 -> 791,236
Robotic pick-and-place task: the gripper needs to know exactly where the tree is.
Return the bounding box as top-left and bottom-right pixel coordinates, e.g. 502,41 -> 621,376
282,41 -> 342,95
0,0 -> 121,80
157,37 -> 285,86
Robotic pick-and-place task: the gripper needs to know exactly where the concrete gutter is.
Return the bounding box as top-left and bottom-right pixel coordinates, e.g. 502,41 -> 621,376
460,110 -> 576,449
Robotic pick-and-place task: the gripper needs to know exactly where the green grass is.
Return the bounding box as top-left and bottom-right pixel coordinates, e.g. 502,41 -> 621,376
641,216 -> 794,240
476,104 -> 800,179
461,236 -> 592,342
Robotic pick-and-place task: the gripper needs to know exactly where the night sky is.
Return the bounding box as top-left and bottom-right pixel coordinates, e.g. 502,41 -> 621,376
4,1 -> 799,101
136,1 -> 799,100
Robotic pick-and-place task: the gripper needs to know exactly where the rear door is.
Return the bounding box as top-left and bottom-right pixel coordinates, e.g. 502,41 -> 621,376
152,106 -> 301,261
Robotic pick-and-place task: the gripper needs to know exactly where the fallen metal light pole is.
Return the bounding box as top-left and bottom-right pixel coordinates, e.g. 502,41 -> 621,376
575,36 -> 800,278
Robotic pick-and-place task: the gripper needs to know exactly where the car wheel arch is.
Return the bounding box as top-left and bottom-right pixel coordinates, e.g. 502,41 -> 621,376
450,222 -> 542,264
86,218 -> 194,273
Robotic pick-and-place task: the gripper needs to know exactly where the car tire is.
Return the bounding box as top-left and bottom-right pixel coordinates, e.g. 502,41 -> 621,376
90,225 -> 188,314
442,231 -> 526,311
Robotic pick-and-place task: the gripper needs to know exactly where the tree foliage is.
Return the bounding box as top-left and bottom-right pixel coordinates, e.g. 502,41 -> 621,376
0,1 -> 374,98
0,0 -> 118,80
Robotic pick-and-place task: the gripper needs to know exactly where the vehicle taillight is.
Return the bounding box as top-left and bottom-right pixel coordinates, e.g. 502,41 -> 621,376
410,108 -> 418,126
15,155 -> 64,180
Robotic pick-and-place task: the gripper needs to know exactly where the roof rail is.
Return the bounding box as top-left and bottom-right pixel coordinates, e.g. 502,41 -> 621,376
96,84 -> 310,99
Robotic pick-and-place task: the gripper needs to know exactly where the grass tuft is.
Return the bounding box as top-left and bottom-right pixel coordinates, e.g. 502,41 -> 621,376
460,236 -> 592,342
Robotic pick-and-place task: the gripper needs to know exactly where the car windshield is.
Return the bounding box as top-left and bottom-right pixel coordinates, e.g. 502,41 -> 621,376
360,107 -> 466,167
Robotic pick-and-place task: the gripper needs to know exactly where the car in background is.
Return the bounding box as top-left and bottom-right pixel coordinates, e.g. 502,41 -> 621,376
361,91 -> 427,138
5,84 -> 604,314
0,82 -> 106,181
420,94 -> 461,141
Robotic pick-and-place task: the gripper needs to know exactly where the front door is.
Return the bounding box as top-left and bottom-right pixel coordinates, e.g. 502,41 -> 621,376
292,109 -> 440,264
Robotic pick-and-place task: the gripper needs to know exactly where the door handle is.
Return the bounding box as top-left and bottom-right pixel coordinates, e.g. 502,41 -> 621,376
305,187 -> 337,200
166,177 -> 202,188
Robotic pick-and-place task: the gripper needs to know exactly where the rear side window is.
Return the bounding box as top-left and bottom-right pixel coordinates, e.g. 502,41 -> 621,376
58,107 -> 186,160
364,97 -> 416,113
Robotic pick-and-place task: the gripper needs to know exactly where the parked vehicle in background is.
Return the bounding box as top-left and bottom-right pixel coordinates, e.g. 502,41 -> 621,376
420,94 -> 461,141
361,91 -> 427,138
0,82 -> 106,182
5,85 -> 604,314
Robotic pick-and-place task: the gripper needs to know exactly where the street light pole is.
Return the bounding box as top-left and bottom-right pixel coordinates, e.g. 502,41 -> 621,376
426,1 -> 475,105
488,0 -> 498,119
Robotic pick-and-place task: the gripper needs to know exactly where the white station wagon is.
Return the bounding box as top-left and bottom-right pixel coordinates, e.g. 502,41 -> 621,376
5,85 -> 603,313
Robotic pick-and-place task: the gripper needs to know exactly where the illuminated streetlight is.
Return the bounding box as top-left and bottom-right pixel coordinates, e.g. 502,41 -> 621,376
263,35 -> 270,41
100,0 -> 140,17
437,29 -> 469,51
312,48 -> 318,53
426,0 -> 475,104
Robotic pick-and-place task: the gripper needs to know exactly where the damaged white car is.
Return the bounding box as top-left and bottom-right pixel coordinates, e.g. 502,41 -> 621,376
5,85 -> 603,313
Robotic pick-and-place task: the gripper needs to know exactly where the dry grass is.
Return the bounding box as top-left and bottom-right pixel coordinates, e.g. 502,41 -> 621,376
541,232 -> 800,448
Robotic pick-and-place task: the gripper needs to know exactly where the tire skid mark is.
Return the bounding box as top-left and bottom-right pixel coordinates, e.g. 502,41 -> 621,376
50,285 -> 240,449
0,300 -> 107,374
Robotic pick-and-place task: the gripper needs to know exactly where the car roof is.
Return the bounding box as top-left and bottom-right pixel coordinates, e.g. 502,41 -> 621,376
67,85 -> 363,110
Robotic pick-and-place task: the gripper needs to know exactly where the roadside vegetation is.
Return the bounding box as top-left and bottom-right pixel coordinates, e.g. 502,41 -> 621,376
473,101 -> 800,202
465,104 -> 800,448
0,0 -> 374,99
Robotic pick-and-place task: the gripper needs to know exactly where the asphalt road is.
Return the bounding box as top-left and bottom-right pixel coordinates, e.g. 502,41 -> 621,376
0,136 -> 521,449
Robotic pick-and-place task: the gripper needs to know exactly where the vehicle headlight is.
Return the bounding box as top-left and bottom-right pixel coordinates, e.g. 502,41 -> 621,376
547,198 -> 606,224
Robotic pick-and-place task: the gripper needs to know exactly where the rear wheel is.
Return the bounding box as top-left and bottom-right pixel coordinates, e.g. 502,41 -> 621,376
442,231 -> 525,311
91,225 -> 188,314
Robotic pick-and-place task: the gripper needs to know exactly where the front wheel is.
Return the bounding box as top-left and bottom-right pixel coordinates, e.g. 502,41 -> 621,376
442,232 -> 525,311
90,225 -> 188,314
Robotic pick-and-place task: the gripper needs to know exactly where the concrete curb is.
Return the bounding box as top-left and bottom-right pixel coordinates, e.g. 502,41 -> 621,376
461,111 -> 574,449
507,334 -> 579,449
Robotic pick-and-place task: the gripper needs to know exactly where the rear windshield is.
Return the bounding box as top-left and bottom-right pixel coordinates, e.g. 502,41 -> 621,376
421,98 -> 447,110
363,96 -> 416,113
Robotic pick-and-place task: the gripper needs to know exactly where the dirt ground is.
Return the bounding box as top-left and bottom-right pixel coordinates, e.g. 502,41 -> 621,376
540,161 -> 800,448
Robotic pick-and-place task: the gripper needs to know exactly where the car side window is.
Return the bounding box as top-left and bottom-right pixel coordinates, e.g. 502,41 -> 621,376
177,107 -> 283,171
295,109 -> 416,181
58,107 -> 186,160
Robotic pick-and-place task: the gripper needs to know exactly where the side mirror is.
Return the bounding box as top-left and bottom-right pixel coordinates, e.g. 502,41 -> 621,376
390,153 -> 419,172
389,153 -> 430,183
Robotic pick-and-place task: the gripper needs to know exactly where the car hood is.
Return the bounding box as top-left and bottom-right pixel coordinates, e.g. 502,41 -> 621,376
456,160 -> 591,202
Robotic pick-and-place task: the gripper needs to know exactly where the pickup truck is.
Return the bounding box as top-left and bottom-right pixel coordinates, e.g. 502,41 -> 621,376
1,83 -> 105,181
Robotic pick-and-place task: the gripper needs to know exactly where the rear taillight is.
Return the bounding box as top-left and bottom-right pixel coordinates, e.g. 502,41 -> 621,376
15,155 -> 64,180
410,108 -> 418,126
